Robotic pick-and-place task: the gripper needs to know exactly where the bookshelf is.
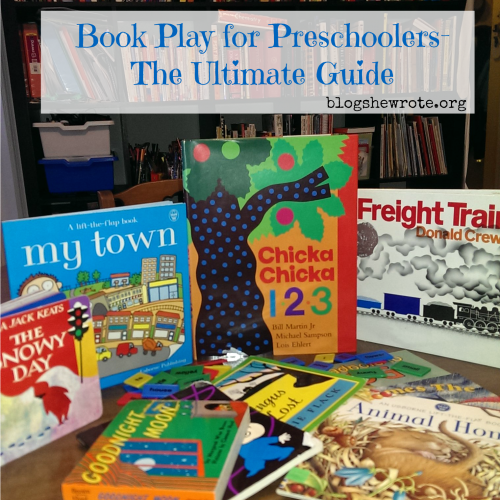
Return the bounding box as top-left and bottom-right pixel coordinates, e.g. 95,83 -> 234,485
1,0 -> 469,218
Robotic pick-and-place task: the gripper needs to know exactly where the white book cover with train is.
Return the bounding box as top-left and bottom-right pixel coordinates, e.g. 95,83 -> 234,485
356,189 -> 500,368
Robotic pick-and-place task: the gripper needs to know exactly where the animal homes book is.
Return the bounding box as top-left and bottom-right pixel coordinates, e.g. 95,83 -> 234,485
183,136 -> 358,357
2,202 -> 193,388
357,189 -> 500,368
277,396 -> 500,500
1,295 -> 102,466
62,399 -> 250,500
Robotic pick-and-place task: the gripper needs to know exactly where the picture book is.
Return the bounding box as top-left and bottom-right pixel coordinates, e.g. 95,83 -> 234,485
2,202 -> 193,388
329,349 -> 449,388
169,381 -> 324,500
213,357 -> 365,431
368,372 -> 500,410
1,295 -> 102,466
62,399 -> 250,500
183,136 -> 358,357
357,189 -> 500,367
277,396 -> 500,500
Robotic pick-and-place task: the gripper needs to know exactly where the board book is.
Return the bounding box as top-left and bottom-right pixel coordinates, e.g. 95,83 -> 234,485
2,202 -> 193,388
169,381 -> 323,500
183,136 -> 358,357
1,295 -> 102,466
62,399 -> 250,500
329,349 -> 449,388
277,395 -> 500,500
357,189 -> 500,367
214,356 -> 365,431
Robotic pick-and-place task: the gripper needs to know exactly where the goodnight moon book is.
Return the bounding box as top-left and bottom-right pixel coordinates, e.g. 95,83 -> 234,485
183,136 -> 358,357
2,202 -> 193,387
356,189 -> 500,368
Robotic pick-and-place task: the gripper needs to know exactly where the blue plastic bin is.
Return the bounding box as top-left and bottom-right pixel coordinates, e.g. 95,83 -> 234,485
39,156 -> 116,193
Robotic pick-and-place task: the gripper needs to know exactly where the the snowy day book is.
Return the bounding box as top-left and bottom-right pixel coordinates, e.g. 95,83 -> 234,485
1,295 -> 102,466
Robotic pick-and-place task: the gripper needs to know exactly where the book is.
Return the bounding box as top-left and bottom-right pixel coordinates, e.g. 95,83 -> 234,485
369,372 -> 500,410
213,356 -> 365,431
182,135 -> 358,357
169,381 -> 323,500
277,396 -> 500,500
329,349 -> 449,388
62,399 -> 250,500
357,189 -> 500,367
2,202 -> 193,388
21,23 -> 41,99
1,295 -> 102,466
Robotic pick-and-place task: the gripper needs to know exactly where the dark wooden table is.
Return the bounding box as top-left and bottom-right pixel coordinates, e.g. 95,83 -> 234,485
2,339 -> 499,500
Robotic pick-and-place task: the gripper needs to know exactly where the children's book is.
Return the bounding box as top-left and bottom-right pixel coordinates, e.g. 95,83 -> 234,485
62,399 -> 250,500
277,395 -> 500,500
183,136 -> 358,357
357,189 -> 500,367
329,349 -> 449,388
169,381 -> 324,500
214,357 -> 365,431
369,372 -> 500,410
1,295 -> 102,466
2,202 -> 193,388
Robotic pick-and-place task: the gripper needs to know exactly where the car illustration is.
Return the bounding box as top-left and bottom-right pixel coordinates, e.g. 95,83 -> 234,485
142,338 -> 163,356
96,346 -> 112,362
116,342 -> 139,358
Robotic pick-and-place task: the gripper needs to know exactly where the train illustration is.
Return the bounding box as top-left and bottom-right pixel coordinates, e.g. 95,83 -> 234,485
357,293 -> 500,336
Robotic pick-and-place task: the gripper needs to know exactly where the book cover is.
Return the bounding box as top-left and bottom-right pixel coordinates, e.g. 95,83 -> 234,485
183,136 -> 358,357
369,372 -> 500,410
62,399 -> 250,500
1,295 -> 102,466
329,349 -> 450,388
213,357 -> 365,431
357,189 -> 500,367
277,396 -> 500,500
169,381 -> 323,500
2,202 -> 193,388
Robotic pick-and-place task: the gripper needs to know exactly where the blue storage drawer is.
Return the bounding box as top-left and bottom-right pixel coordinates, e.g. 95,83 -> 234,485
39,156 -> 116,193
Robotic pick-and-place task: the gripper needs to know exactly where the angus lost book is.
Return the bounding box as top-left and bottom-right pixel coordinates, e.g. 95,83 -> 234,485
183,136 -> 358,357
2,202 -> 193,387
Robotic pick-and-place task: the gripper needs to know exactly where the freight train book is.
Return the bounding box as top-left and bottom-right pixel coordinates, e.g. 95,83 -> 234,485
62,399 -> 250,500
1,295 -> 102,466
357,189 -> 500,368
183,136 -> 358,357
2,202 -> 193,388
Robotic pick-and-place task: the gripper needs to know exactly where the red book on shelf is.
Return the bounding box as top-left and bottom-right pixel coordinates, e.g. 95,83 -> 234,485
426,118 -> 442,174
248,39 -> 265,100
414,116 -> 432,176
19,28 -> 31,98
227,48 -> 242,99
21,24 -> 41,99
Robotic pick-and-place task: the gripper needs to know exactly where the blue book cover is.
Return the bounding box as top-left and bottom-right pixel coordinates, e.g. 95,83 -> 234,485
2,202 -> 193,388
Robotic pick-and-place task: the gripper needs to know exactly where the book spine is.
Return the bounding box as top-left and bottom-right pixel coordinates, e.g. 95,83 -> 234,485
22,24 -> 41,99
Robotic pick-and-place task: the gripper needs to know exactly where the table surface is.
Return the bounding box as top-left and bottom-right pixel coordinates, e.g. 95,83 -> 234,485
2,340 -> 499,500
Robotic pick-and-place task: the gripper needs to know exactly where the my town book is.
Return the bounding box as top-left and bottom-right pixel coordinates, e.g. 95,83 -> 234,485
214,357 -> 365,431
62,399 -> 250,500
1,295 -> 102,466
357,189 -> 500,368
2,202 -> 193,388
169,382 -> 323,500
277,396 -> 500,500
183,136 -> 358,357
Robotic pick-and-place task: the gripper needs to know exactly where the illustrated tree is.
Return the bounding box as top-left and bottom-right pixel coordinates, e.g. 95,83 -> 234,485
130,273 -> 142,286
184,137 -> 354,357
67,301 -> 91,382
92,270 -> 101,283
77,271 -> 90,286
